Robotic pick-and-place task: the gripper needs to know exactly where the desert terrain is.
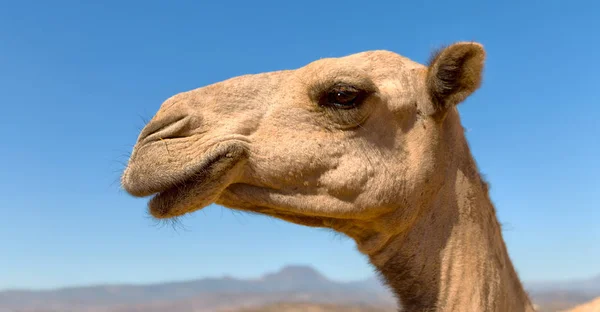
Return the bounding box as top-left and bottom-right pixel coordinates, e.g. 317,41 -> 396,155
1,265 -> 598,312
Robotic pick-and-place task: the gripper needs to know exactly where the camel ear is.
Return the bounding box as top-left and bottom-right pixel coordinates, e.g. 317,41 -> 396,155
426,42 -> 485,113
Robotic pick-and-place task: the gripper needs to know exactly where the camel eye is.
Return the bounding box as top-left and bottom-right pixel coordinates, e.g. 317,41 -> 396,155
323,85 -> 364,109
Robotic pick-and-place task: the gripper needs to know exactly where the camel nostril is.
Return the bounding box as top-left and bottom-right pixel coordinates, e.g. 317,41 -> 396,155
137,115 -> 190,144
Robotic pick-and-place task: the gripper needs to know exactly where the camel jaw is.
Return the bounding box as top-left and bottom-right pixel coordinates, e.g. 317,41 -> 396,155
122,143 -> 247,219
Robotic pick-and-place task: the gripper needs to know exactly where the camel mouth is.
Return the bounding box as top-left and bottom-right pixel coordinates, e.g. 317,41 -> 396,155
129,143 -> 247,219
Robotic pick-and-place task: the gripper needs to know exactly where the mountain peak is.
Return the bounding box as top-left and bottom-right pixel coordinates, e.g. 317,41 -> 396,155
262,265 -> 330,285
280,265 -> 323,275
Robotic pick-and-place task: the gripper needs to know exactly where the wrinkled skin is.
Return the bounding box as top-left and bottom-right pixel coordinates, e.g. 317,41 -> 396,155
122,47 -> 452,227
121,43 -> 536,311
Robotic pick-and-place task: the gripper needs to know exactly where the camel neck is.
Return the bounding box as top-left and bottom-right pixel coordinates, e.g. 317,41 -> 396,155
367,165 -> 535,312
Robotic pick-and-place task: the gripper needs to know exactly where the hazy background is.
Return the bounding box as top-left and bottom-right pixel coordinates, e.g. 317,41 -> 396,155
1,1 -> 598,309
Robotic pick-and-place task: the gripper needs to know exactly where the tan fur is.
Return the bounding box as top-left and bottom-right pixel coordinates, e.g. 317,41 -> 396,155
122,42 -> 536,311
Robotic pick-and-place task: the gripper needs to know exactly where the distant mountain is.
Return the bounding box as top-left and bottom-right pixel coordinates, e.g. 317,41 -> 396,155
526,275 -> 600,312
528,275 -> 600,295
0,266 -> 598,312
565,296 -> 600,312
258,265 -> 333,291
0,265 -> 395,312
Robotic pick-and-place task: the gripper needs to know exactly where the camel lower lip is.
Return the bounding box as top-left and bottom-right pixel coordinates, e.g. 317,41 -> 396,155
145,144 -> 246,219
147,152 -> 227,217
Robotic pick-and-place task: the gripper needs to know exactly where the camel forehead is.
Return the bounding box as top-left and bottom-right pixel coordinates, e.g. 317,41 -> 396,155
297,50 -> 424,78
165,49 -> 424,108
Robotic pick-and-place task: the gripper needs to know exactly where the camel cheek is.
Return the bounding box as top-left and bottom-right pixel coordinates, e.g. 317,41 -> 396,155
318,153 -> 370,201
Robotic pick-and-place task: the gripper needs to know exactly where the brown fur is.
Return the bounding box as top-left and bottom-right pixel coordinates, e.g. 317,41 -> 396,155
121,42 -> 536,311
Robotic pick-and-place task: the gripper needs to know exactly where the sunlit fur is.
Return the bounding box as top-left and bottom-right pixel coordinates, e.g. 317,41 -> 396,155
122,42 -> 536,312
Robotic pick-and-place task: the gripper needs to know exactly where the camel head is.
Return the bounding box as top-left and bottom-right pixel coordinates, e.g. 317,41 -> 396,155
121,42 -> 485,250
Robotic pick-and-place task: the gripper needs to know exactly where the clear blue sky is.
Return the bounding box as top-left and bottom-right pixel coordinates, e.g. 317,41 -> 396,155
1,0 -> 598,290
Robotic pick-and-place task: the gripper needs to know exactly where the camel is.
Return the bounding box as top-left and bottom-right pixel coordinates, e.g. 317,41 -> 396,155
121,42 -> 536,311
